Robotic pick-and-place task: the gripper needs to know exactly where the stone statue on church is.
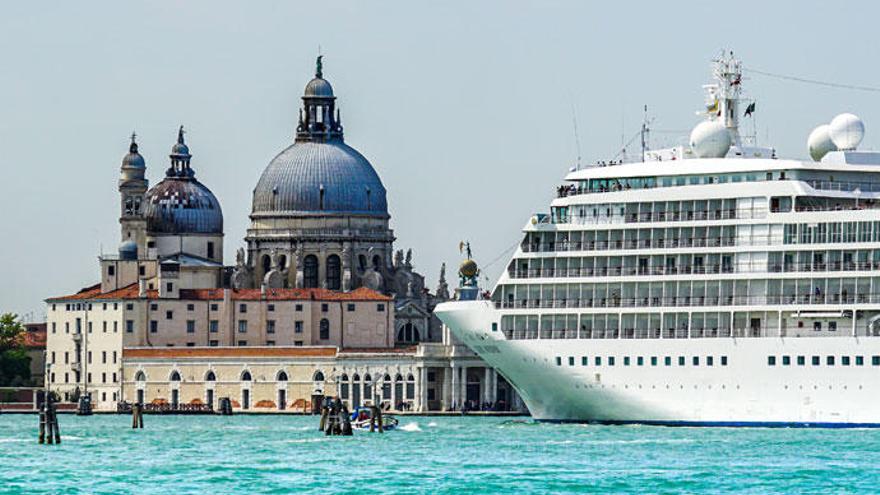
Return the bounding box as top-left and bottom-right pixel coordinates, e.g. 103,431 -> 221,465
404,249 -> 413,270
436,263 -> 450,300
231,247 -> 252,289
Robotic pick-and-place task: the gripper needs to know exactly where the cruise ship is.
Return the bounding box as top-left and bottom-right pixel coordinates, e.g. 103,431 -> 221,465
436,53 -> 880,426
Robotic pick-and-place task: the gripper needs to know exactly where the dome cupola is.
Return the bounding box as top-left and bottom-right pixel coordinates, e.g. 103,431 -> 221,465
120,132 -> 146,180
250,57 -> 388,217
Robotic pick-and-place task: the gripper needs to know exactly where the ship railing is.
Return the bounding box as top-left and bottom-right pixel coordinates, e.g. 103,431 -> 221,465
517,235 -> 814,254
499,326 -> 799,340
496,293 -> 880,310
508,261 -> 880,280
806,179 -> 880,193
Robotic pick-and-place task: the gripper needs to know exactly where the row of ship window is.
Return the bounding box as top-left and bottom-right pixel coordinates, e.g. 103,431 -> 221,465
555,355 -> 729,367
767,355 -> 880,366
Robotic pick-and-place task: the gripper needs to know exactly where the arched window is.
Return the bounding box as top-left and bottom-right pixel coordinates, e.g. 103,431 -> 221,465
340,374 -> 349,382
406,373 -> 415,400
372,255 -> 382,271
135,371 -> 146,382
241,371 -> 252,382
261,254 -> 271,274
303,255 -> 319,288
397,323 -> 421,343
319,318 -> 330,340
313,371 -> 325,382
358,255 -> 367,272
170,371 -> 181,382
277,371 -> 288,382
382,374 -> 392,400
326,254 -> 341,290
340,374 -> 350,400
205,371 -> 216,382
364,374 -> 373,399
352,374 -> 360,382
278,255 -> 287,270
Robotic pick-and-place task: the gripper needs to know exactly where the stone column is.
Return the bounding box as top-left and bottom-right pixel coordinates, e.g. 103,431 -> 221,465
483,367 -> 491,406
460,365 -> 468,408
449,364 -> 457,411
419,367 -> 428,412
490,368 -> 498,404
390,373 -> 397,410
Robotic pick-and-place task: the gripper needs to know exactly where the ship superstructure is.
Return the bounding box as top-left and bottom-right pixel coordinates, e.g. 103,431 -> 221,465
436,53 -> 880,425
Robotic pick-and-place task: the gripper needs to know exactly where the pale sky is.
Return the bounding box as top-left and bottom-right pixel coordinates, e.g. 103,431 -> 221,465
1,1 -> 878,320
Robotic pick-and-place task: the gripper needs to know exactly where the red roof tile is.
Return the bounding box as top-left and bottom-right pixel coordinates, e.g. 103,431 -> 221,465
49,283 -> 390,303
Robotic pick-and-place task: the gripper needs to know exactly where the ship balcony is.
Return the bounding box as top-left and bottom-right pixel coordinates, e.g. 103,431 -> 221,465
508,261 -> 880,280
496,293 -> 874,310
520,236 -> 739,253
501,326 -> 782,340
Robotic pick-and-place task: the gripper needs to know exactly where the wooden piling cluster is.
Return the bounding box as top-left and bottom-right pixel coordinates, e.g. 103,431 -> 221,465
38,394 -> 61,445
320,397 -> 353,436
368,405 -> 384,433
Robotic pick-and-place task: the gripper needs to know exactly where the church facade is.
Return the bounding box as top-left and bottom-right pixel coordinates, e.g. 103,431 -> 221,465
44,58 -> 522,414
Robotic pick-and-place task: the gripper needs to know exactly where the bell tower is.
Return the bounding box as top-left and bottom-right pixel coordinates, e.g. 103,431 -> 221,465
118,132 -> 149,251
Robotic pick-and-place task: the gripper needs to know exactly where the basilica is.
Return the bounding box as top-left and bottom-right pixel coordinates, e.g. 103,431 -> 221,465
45,58 -> 521,414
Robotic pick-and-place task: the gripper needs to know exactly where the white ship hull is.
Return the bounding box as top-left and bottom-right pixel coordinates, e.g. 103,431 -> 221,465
436,301 -> 880,426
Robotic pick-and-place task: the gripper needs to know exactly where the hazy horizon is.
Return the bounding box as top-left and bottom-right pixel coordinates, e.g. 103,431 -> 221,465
2,1 -> 879,320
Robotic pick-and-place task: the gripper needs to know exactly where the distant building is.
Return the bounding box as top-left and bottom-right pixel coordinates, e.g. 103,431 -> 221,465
45,58 -> 522,413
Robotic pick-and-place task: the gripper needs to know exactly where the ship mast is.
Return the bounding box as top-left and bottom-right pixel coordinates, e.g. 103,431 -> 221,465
706,50 -> 744,147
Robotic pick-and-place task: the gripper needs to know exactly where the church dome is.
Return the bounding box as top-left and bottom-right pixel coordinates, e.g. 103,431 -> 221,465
251,58 -> 387,217
304,77 -> 334,98
144,178 -> 223,234
143,127 -> 223,234
251,141 -> 387,216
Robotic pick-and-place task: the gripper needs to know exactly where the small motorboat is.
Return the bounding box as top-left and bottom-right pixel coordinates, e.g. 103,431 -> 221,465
350,406 -> 399,431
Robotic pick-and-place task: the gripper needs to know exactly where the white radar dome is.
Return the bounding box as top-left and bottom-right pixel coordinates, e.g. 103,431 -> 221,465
689,120 -> 732,158
828,113 -> 865,150
807,124 -> 838,161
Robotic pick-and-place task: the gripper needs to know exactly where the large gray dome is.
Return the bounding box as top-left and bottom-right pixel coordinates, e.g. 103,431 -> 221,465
251,141 -> 388,217
144,178 -> 223,234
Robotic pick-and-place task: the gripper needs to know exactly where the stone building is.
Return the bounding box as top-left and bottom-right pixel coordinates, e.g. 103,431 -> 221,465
44,57 -> 522,414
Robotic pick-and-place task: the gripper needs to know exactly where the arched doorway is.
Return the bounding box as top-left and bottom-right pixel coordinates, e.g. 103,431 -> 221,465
135,371 -> 146,405
241,370 -> 252,410
205,370 -> 216,409
169,371 -> 181,409
276,370 -> 288,410
352,374 -> 361,407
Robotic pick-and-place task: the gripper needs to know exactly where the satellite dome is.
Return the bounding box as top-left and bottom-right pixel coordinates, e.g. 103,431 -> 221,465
118,240 -> 138,260
807,124 -> 838,161
828,113 -> 865,150
689,120 -> 732,158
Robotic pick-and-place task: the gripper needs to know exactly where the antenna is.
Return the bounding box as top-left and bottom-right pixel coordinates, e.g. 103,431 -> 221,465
640,105 -> 650,160
571,103 -> 582,170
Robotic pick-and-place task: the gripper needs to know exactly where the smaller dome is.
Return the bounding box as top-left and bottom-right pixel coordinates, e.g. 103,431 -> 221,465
122,137 -> 145,169
459,259 -> 478,279
118,240 -> 138,260
304,77 -> 334,98
829,113 -> 865,151
170,126 -> 191,157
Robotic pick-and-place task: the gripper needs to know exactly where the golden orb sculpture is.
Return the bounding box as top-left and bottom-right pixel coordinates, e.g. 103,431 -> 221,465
459,259 -> 478,278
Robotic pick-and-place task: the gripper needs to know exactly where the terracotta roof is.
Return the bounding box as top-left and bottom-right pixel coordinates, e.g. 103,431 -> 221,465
20,323 -> 46,349
48,284 -> 390,303
124,346 -> 338,359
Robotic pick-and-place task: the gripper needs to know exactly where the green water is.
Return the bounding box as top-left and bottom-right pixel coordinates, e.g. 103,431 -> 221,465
1,414 -> 879,494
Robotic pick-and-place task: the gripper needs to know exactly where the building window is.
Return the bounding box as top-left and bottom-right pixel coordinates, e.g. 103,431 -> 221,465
813,356 -> 821,365
797,356 -> 806,366
238,320 -> 248,333
266,340 -> 275,346
113,321 -> 118,333
102,321 -> 107,333
108,265 -> 115,276
209,320 -> 218,333
827,356 -> 835,366
113,351 -> 117,363
150,303 -> 158,310
209,340 -> 218,347
268,304 -> 275,312
303,255 -> 319,288
650,356 -> 657,366
829,321 -> 837,332
166,310 -> 173,320
267,320 -> 275,334
186,342 -> 195,347
126,320 -> 134,333
65,322 -> 69,333
678,356 -> 685,366
623,357 -> 630,366
166,282 -> 173,293
294,341 -> 303,346
113,303 -> 118,310
321,303 -> 329,313
238,340 -> 247,346
295,321 -> 303,334
139,266 -> 145,276
295,304 -> 303,312
568,356 -> 575,366
377,303 -> 385,312
608,357 -> 615,366
582,356 -> 588,366
186,320 -> 195,333
210,304 -> 218,311
207,241 -> 215,259
101,351 -> 107,364
594,356 -> 601,366
51,322 -> 56,333
326,254 -> 341,290
555,357 -> 562,366
126,303 -> 133,310
239,304 -> 247,313
665,356 -> 672,366
319,319 -> 330,340
842,356 -> 851,366
150,320 -> 157,333
782,356 -> 791,366
103,303 -> 108,310
187,304 -> 194,311
347,303 -> 355,312
768,356 -> 776,366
